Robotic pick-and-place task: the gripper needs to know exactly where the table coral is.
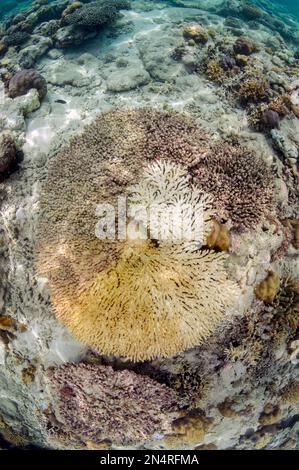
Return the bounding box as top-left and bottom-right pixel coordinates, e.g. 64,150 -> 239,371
37,130 -> 238,360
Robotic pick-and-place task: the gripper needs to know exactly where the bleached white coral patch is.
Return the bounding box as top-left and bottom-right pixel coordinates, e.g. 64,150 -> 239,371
127,160 -> 215,244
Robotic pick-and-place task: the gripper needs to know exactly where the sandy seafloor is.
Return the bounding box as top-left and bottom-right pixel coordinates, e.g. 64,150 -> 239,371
0,0 -> 298,450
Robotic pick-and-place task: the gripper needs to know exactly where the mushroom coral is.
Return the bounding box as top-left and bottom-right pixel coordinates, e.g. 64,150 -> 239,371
36,109 -> 238,361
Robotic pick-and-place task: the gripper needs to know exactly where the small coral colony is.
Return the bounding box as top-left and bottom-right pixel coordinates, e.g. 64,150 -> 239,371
0,0 -> 298,450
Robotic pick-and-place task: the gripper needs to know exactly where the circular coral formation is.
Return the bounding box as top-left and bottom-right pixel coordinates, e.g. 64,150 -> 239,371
191,142 -> 275,231
46,363 -> 177,445
8,69 -> 47,100
36,108 -> 238,362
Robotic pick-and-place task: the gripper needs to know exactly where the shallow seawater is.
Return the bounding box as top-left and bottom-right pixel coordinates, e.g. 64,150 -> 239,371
0,0 -> 299,18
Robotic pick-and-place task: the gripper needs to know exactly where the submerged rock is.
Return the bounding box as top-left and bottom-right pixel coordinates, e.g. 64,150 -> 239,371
8,69 -> 47,100
61,0 -> 131,28
233,36 -> 257,56
261,109 -> 280,129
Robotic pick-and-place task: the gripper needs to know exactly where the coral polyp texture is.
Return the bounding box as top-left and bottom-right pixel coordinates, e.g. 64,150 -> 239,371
45,363 -> 177,445
37,113 -> 238,361
191,142 -> 275,231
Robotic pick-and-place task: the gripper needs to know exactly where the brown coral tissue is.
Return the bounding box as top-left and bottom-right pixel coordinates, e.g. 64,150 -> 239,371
191,142 -> 275,232
8,69 -> 47,100
36,108 -> 238,361
46,363 -> 177,445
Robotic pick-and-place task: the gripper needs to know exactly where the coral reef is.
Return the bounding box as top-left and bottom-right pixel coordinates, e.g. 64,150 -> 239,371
46,363 -> 177,445
206,59 -> 225,83
8,69 -> 47,100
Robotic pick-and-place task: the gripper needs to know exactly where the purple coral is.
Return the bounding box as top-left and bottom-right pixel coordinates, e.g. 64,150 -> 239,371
8,69 -> 47,100
46,363 -> 177,445
191,143 -> 275,231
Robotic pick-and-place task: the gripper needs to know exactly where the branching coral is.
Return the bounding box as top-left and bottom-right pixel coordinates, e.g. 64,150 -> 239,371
191,142 -> 275,231
268,95 -> 292,116
127,160 -> 215,243
239,76 -> 269,104
46,363 -> 177,444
